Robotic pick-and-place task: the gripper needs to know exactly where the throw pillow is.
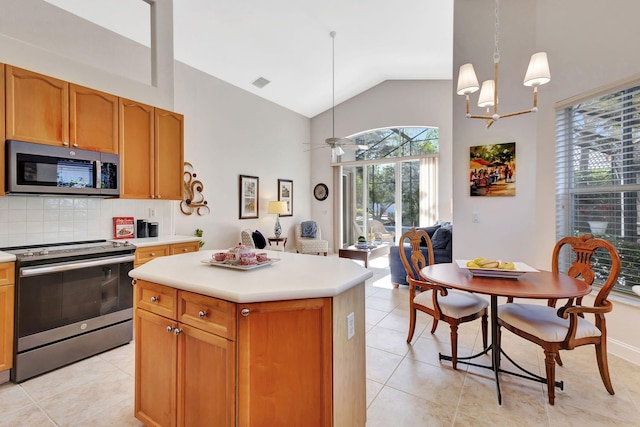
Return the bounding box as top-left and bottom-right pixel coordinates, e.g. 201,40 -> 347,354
252,230 -> 267,249
416,225 -> 440,247
431,225 -> 451,250
300,221 -> 318,238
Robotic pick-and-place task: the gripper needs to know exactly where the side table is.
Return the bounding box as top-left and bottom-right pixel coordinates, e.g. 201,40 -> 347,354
267,237 -> 287,251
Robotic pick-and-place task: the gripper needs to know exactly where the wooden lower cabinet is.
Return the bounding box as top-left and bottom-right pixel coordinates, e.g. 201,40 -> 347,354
134,242 -> 200,268
0,263 -> 15,372
135,280 -> 365,427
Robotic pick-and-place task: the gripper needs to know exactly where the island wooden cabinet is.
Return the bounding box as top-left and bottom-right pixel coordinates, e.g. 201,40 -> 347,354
134,242 -> 200,268
135,280 -> 236,427
120,98 -> 184,200
5,65 -> 69,146
134,277 -> 366,427
0,263 -> 15,372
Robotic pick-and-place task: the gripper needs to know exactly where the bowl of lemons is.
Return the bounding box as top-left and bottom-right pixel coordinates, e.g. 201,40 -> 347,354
455,258 -> 538,278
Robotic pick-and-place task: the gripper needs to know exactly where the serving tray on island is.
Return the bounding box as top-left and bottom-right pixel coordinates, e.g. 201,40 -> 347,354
455,259 -> 539,278
201,258 -> 280,270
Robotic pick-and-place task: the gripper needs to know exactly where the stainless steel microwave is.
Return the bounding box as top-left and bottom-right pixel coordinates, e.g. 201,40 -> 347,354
5,140 -> 120,196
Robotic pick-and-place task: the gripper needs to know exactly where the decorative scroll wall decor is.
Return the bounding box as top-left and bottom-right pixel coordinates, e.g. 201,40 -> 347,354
180,162 -> 210,215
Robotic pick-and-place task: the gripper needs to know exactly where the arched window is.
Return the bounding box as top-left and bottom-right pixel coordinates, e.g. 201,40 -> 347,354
335,127 -> 439,246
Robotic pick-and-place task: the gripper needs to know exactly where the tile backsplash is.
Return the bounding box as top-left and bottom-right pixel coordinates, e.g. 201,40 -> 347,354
0,196 -> 174,247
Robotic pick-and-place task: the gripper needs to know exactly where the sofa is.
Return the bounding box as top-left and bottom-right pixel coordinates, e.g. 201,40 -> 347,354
388,223 -> 452,287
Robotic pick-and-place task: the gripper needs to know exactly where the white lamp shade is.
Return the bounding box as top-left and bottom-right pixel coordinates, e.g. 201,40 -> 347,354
456,63 -> 480,95
477,80 -> 496,108
268,201 -> 288,215
523,52 -> 551,87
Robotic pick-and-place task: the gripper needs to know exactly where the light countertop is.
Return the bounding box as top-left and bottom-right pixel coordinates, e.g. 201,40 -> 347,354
0,252 -> 16,263
110,234 -> 201,248
129,249 -> 373,303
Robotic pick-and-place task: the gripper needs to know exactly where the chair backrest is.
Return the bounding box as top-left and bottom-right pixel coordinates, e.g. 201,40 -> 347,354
369,219 -> 387,234
240,229 -> 256,249
398,228 -> 434,281
551,234 -> 620,309
295,222 -> 322,240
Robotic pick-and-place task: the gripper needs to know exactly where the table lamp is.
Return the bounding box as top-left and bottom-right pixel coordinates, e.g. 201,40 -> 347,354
268,201 -> 288,238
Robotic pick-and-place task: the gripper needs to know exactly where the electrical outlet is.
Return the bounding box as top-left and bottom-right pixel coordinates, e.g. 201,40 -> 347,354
472,212 -> 479,223
347,312 -> 355,340
149,208 -> 156,218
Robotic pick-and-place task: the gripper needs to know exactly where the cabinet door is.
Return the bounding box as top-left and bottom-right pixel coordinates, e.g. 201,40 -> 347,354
135,309 -> 178,427
0,284 -> 14,372
70,84 -> 118,153
238,299 -> 332,427
5,65 -> 69,146
134,245 -> 171,267
155,109 -> 184,200
177,324 -> 235,427
120,98 -> 154,199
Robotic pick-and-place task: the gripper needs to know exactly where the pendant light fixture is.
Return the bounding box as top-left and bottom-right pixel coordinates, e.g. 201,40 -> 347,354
456,0 -> 551,127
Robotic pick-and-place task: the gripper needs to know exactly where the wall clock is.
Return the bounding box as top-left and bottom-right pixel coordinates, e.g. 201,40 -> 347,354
313,183 -> 329,201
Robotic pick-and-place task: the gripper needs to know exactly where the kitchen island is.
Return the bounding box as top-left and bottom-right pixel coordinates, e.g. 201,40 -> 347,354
129,249 -> 372,427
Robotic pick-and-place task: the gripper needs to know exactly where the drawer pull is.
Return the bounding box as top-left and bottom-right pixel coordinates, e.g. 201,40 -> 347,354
183,248 -> 188,252
198,310 -> 207,319
173,328 -> 182,336
150,252 -> 156,257
150,296 -> 160,303
166,326 -> 173,333
241,308 -> 250,317
131,279 -> 137,286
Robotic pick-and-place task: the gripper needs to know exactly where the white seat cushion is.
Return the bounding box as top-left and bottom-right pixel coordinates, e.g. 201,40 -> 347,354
414,289 -> 488,319
498,303 -> 601,342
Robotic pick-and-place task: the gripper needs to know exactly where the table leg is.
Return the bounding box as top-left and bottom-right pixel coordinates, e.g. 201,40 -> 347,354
490,295 -> 502,405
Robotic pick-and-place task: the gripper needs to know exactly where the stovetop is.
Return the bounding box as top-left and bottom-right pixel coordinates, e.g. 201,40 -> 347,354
1,240 -> 136,263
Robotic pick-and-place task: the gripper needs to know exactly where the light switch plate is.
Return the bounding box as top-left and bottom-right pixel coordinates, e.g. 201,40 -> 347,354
347,312 -> 355,340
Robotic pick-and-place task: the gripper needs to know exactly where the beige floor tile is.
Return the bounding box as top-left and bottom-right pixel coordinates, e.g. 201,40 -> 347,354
365,307 -> 389,326
376,306 -> 430,337
366,379 -> 384,407
366,346 -> 404,384
366,386 -> 455,427
0,382 -> 35,413
0,403 -> 56,427
366,325 -> 412,356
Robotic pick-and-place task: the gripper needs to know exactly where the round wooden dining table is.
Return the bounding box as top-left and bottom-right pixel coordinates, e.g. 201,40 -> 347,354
420,262 -> 592,404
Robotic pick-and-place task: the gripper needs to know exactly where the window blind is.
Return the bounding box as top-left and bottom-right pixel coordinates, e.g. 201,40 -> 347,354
556,84 -> 640,295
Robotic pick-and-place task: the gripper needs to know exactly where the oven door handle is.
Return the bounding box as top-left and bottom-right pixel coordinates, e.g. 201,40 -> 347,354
20,255 -> 135,277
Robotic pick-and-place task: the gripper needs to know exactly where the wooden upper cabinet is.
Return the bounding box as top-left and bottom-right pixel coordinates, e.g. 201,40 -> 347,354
70,84 -> 119,153
155,109 -> 184,200
5,65 -> 69,146
119,98 -> 154,199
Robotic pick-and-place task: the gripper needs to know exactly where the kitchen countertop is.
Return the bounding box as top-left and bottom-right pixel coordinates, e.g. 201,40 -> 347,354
129,249 -> 373,303
0,252 -> 16,263
110,234 -> 201,248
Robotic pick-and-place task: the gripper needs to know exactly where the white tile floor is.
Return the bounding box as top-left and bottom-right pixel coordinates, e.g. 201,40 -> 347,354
1,256 -> 639,426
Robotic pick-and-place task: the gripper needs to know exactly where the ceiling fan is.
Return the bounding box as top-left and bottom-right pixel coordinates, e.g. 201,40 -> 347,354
306,31 -> 368,157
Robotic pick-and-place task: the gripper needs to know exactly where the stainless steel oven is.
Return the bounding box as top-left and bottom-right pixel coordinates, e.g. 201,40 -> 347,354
2,240 -> 135,382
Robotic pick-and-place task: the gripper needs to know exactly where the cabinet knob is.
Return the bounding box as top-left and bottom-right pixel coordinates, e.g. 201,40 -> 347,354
150,296 -> 159,303
157,195 -> 162,199
173,328 -> 183,336
150,253 -> 155,257
166,326 -> 173,333
63,141 -> 69,146
183,248 -> 188,252
241,308 -> 250,317
72,143 -> 78,147
198,310 -> 207,319
131,279 -> 137,286
151,195 -> 155,199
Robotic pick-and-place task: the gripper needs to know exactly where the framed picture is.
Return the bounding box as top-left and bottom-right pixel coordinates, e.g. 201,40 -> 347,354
278,179 -> 293,216
239,175 -> 259,219
470,142 -> 516,197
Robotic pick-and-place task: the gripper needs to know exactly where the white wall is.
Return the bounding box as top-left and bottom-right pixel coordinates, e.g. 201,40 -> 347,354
309,80 -> 453,251
454,0 -> 640,364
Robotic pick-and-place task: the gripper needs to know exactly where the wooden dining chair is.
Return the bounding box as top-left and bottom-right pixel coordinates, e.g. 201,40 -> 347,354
497,234 -> 621,405
399,228 -> 488,369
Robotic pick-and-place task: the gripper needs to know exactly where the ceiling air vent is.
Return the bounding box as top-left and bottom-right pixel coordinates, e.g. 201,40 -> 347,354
252,77 -> 270,89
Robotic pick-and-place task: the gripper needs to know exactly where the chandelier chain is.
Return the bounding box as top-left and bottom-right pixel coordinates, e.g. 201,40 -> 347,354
494,0 -> 500,63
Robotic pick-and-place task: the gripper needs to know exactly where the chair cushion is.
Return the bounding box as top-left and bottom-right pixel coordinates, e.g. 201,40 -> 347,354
252,230 -> 267,249
498,303 -> 601,342
301,221 -> 318,238
414,289 -> 488,319
431,225 -> 451,250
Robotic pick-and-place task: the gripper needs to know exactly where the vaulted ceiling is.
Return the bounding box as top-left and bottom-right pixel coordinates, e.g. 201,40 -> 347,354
45,0 -> 453,118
